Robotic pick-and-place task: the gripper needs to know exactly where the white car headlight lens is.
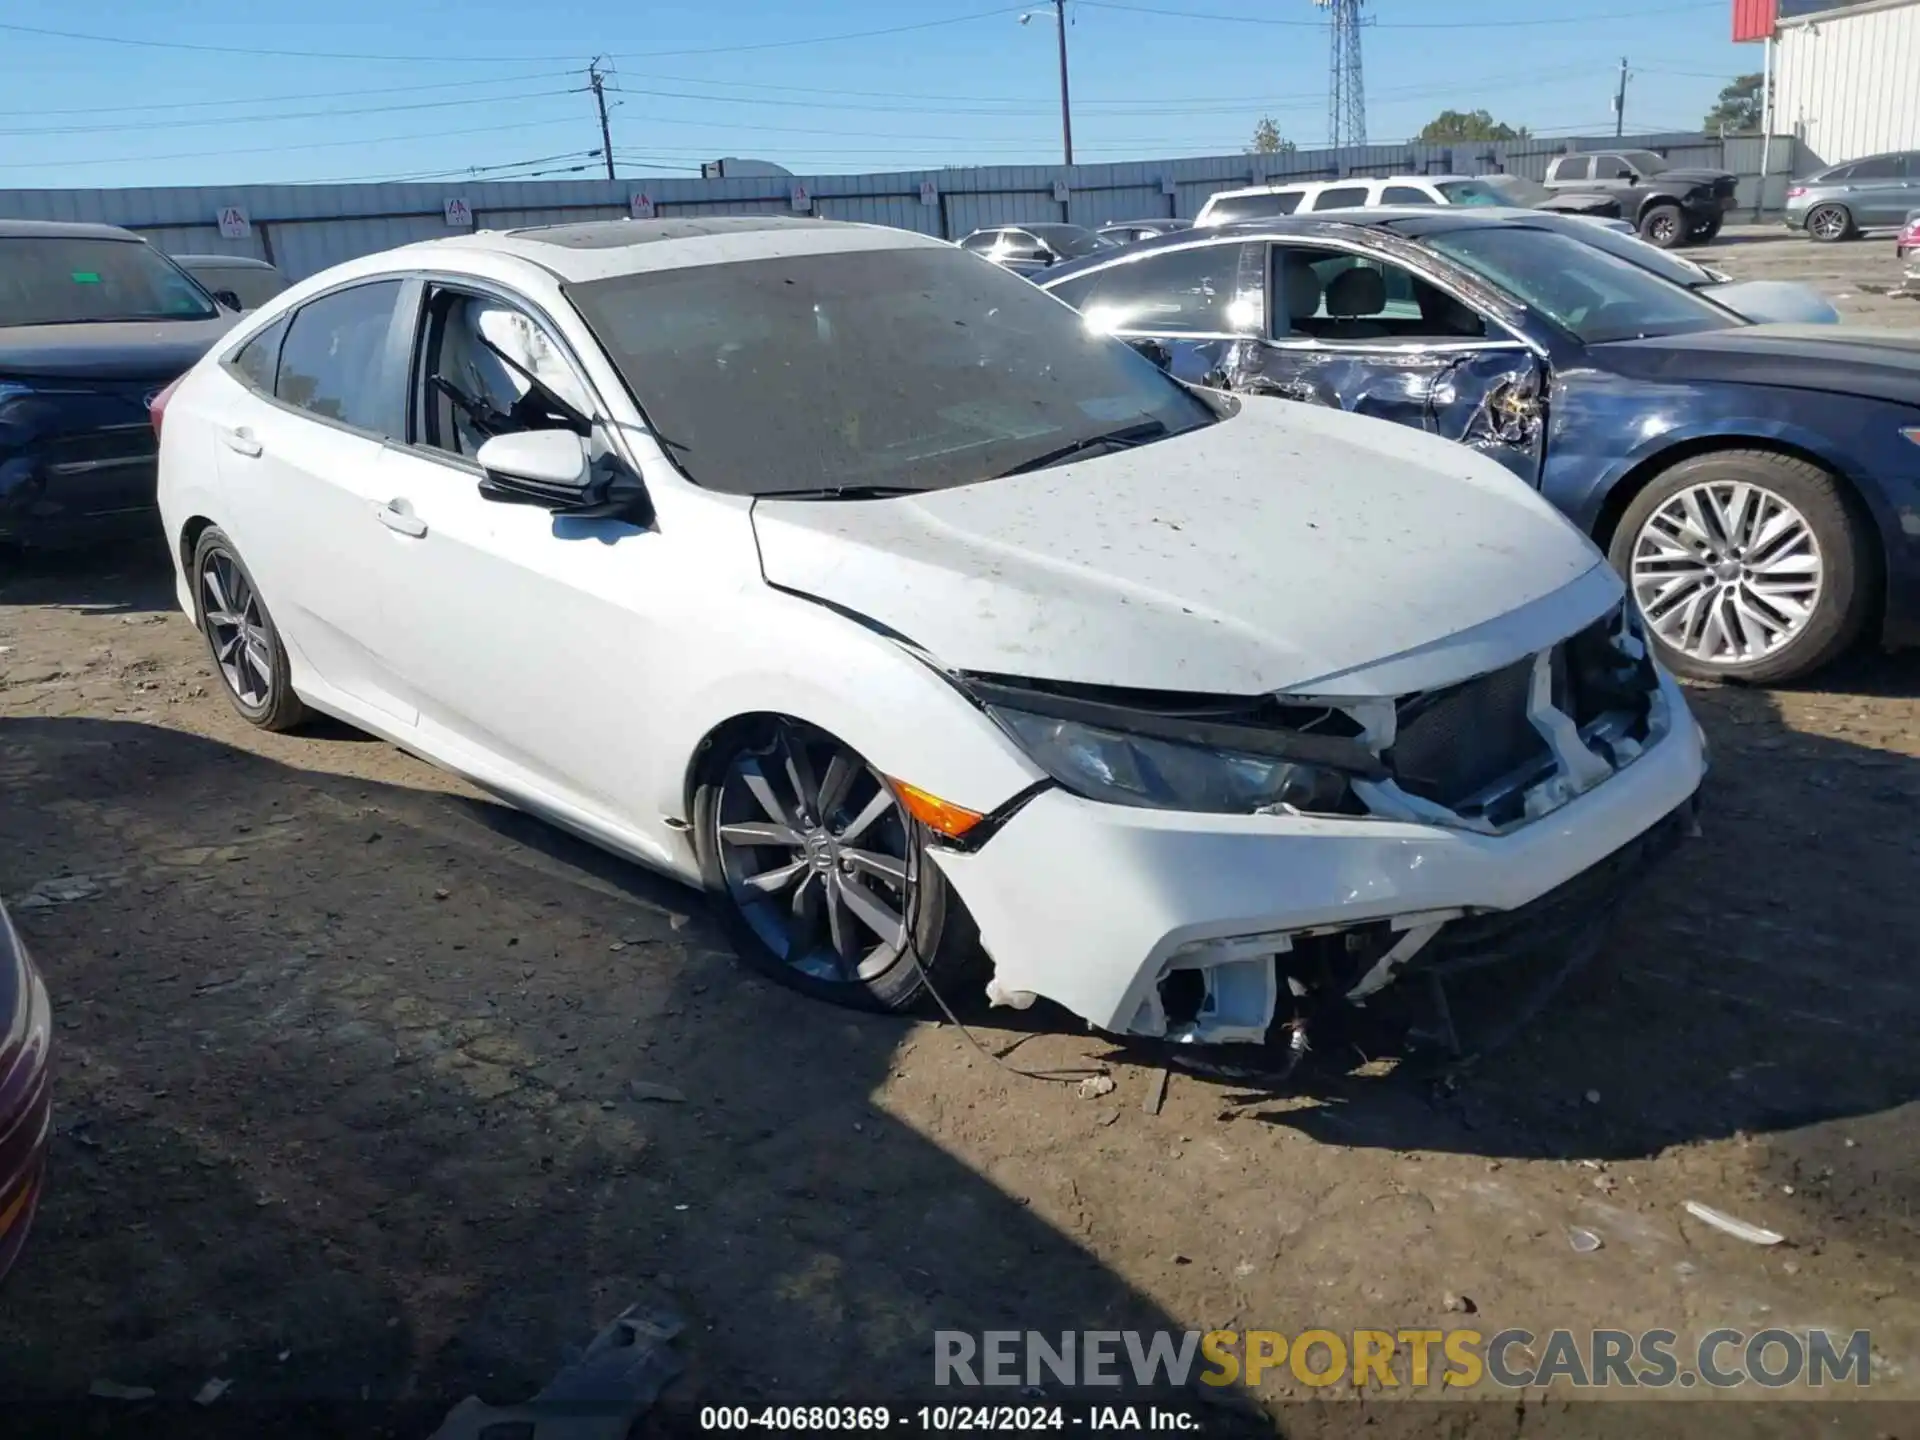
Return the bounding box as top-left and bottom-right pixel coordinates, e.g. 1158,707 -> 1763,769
989,705 -> 1355,814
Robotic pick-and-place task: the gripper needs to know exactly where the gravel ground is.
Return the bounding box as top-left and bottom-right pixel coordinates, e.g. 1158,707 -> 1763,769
1,231 -> 1918,1436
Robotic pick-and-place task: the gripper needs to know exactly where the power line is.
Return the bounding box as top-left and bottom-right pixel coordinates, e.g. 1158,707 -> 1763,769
0,114 -> 588,172
1076,0 -> 1721,27
0,89 -> 581,138
0,6 -> 1030,64
0,70 -> 579,119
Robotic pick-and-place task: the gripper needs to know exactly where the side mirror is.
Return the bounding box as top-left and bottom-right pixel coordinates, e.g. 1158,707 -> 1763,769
475,429 -> 651,525
213,289 -> 243,311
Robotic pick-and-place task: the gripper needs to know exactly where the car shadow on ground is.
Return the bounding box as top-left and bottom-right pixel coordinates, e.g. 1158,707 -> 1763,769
0,715 -> 1281,1434
0,538 -> 176,616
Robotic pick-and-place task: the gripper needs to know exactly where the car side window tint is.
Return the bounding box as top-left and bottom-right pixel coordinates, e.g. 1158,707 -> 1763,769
1310,186 -> 1370,211
1593,157 -> 1632,181
1077,243 -> 1253,336
960,232 -> 1000,253
1381,185 -> 1436,205
1848,155 -> 1901,180
1270,246 -> 1487,343
1553,156 -> 1592,183
1204,192 -> 1300,223
274,280 -> 403,432
418,288 -> 593,459
227,314 -> 290,394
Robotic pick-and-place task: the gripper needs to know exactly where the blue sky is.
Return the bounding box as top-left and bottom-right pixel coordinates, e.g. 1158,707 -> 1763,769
0,0 -> 1757,189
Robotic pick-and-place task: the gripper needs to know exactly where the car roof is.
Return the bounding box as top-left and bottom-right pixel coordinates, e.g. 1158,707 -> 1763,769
387,214 -> 950,284
1204,175 -> 1474,201
0,218 -> 144,241
171,254 -> 280,270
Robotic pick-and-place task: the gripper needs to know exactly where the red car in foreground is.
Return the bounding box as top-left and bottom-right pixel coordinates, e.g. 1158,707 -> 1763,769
1899,214 -> 1920,274
0,898 -> 51,1281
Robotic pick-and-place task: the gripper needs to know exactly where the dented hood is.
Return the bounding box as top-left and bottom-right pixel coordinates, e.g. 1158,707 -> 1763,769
750,397 -> 1611,696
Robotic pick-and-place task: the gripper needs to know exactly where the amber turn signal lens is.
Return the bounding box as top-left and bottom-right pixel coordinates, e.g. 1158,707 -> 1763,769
889,778 -> 983,838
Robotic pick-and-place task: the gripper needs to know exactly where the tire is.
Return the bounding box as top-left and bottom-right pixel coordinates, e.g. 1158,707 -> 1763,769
1806,203 -> 1853,243
694,719 -> 984,1014
1638,202 -> 1686,249
190,526 -> 309,731
1688,215 -> 1724,243
1607,450 -> 1873,685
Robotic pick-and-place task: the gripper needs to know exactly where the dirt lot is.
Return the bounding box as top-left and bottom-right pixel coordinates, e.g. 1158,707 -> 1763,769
2,232 -> 1919,1436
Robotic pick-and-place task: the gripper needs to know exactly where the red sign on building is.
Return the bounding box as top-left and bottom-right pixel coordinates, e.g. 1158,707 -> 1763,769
1733,0 -> 1777,41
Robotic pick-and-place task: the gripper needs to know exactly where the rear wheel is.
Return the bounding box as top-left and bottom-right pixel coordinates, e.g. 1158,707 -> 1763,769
1638,202 -> 1686,249
1807,203 -> 1853,242
1608,450 -> 1872,684
191,526 -> 309,731
695,720 -> 982,1013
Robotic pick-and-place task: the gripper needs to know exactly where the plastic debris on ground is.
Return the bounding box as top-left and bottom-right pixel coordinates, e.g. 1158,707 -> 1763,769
1683,1200 -> 1786,1245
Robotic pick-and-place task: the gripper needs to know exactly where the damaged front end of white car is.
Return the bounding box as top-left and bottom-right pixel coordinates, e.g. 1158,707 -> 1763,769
935,598 -> 1703,1058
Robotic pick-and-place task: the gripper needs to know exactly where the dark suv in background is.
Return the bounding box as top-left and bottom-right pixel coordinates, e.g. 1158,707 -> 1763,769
0,220 -> 237,549
1541,148 -> 1739,247
1785,150 -> 1920,242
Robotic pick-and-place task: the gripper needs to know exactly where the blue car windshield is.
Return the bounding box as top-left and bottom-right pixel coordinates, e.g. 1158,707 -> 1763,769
1426,226 -> 1738,343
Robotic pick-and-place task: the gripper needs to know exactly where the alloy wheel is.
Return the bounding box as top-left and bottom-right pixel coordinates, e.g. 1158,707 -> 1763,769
714,724 -> 916,985
1628,480 -> 1824,667
1647,212 -> 1680,246
1809,206 -> 1847,241
199,551 -> 274,708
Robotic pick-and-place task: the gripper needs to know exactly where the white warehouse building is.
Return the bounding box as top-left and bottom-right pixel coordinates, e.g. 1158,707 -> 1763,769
1751,0 -> 1920,168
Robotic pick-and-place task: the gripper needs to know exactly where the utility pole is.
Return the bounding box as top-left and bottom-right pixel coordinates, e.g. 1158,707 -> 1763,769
588,57 -> 615,180
1613,56 -> 1630,138
1054,0 -> 1073,166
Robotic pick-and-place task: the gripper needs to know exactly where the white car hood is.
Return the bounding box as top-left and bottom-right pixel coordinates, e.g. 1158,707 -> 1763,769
750,398 -> 1613,697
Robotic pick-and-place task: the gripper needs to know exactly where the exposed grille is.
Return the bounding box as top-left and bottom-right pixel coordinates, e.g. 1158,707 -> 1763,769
1388,656 -> 1549,809
42,424 -> 155,477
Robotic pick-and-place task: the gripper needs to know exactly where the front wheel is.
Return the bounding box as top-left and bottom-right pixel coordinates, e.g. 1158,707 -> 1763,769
1609,450 -> 1873,684
695,720 -> 983,1013
1688,215 -> 1724,243
1638,202 -> 1686,249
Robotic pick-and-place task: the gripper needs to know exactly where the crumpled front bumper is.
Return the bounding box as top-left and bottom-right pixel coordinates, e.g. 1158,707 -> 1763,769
931,667 -> 1706,1042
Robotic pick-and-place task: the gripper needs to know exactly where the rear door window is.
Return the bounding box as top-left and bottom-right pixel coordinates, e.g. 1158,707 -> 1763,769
274,280 -> 406,434
1847,155 -> 1903,180
1203,192 -> 1301,223
226,314 -> 290,394
1308,186 -> 1371,212
1381,185 -> 1437,205
1551,156 -> 1593,183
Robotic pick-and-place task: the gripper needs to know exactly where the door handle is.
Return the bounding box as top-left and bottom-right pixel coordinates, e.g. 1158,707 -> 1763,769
375,500 -> 427,538
221,426 -> 262,458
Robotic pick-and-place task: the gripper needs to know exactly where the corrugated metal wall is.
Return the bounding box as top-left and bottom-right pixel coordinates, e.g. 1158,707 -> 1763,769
0,130 -> 1783,281
1775,0 -> 1920,169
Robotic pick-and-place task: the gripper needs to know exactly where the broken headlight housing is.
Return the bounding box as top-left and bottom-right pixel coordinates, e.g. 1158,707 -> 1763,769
988,706 -> 1357,814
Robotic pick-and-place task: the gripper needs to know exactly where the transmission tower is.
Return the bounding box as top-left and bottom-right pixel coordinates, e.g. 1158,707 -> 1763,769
1314,0 -> 1367,150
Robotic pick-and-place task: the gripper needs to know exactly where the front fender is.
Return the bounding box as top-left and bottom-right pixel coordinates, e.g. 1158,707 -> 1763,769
646,586 -> 1048,853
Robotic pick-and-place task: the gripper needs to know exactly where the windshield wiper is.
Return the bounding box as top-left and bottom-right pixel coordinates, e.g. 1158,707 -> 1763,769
994,419 -> 1170,477
755,485 -> 922,501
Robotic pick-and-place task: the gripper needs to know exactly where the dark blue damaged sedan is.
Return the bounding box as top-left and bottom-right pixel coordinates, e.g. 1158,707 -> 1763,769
1038,208 -> 1920,684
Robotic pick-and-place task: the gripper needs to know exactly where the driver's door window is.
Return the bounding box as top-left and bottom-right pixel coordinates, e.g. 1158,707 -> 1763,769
1592,156 -> 1634,185
416,288 -> 593,460
1269,245 -> 1487,343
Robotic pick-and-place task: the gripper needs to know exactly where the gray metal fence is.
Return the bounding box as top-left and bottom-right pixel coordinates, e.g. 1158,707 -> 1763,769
0,130 -> 1793,282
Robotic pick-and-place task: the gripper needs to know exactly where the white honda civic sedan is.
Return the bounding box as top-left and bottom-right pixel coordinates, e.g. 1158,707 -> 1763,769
153,216 -> 1706,1047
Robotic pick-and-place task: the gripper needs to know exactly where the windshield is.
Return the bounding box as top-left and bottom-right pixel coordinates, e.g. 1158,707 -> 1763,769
1441,175 -> 1550,208
0,237 -> 218,326
186,263 -> 288,310
1546,220 -> 1717,287
1024,225 -> 1101,258
1424,226 -> 1738,343
567,245 -> 1215,496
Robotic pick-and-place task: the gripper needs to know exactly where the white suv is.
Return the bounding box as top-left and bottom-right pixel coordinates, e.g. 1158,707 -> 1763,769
1194,173 -> 1544,226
